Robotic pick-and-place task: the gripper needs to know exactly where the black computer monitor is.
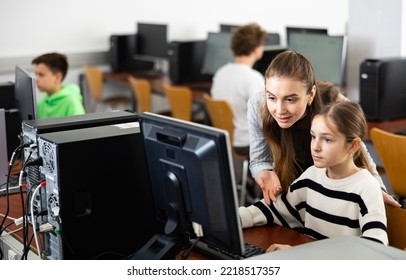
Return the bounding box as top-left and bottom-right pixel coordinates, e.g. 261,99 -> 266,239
136,22 -> 168,59
219,23 -> 240,33
14,66 -> 37,121
133,112 -> 244,259
253,46 -> 288,75
201,32 -> 234,76
288,33 -> 347,86
0,82 -> 20,159
286,26 -> 328,46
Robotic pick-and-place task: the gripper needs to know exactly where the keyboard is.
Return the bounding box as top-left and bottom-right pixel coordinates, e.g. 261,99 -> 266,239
195,242 -> 265,260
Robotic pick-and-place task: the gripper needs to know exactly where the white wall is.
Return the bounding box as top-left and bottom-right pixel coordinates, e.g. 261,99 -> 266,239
346,0 -> 404,101
0,0 -> 349,84
0,0 -> 348,57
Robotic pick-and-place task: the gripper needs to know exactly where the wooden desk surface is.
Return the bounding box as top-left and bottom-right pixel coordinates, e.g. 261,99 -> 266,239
104,71 -> 211,103
367,118 -> 406,137
2,192 -> 313,260
177,224 -> 315,260
0,191 -> 38,254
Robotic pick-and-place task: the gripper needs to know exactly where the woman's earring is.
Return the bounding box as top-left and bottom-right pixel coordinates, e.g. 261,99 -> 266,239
308,102 -> 312,106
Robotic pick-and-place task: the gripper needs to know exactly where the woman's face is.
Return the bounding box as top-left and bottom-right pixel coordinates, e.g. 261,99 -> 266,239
265,76 -> 315,129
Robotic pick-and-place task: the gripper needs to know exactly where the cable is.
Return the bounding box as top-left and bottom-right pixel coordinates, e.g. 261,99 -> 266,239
30,181 -> 46,259
0,213 -> 17,221
0,142 -> 27,240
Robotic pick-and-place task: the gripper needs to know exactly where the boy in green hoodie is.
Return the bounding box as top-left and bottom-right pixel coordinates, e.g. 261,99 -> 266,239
32,52 -> 85,119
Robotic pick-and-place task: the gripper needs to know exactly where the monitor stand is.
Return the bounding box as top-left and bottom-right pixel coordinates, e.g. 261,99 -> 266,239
131,170 -> 189,259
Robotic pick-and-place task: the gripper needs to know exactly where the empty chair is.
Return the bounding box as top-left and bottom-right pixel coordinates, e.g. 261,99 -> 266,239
203,93 -> 254,206
370,128 -> 406,207
162,84 -> 193,121
385,205 -> 406,250
83,65 -> 132,112
128,76 -> 152,113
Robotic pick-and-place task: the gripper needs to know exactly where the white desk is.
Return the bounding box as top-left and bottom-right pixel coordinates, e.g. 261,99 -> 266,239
249,235 -> 406,260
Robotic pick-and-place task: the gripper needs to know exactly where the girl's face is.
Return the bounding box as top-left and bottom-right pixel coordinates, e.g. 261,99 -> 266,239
265,76 -> 315,129
310,115 -> 354,174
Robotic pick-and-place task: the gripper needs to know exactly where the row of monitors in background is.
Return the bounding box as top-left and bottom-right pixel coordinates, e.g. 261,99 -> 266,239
0,67 -> 37,160
110,23 -> 346,87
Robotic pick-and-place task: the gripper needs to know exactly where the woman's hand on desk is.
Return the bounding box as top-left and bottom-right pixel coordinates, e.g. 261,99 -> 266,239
266,243 -> 291,252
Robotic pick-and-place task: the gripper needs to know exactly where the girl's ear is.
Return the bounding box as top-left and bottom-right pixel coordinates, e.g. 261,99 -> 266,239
348,137 -> 361,155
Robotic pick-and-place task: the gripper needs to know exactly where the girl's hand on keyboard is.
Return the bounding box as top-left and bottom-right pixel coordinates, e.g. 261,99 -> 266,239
266,243 -> 291,252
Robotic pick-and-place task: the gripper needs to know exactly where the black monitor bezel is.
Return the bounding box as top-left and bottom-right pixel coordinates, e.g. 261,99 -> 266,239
14,66 -> 37,121
138,112 -> 245,257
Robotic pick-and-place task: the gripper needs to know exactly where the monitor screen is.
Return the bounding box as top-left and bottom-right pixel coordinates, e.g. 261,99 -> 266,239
286,26 -> 328,46
14,66 -> 37,121
136,22 -> 168,59
201,32 -> 234,76
135,112 -> 244,259
288,33 -> 347,86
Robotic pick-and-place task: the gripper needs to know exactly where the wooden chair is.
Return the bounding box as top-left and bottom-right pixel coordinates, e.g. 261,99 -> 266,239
162,84 -> 193,121
385,204 -> 406,250
370,128 -> 406,207
83,65 -> 132,112
128,76 -> 152,113
203,93 -> 253,206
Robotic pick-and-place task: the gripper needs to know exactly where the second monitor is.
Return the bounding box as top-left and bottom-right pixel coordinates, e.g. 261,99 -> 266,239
133,113 -> 264,259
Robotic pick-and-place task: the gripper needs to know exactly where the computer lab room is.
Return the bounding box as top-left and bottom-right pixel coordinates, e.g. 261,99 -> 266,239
0,0 -> 406,261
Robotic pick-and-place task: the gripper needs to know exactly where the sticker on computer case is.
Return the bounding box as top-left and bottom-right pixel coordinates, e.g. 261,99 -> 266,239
114,122 -> 139,129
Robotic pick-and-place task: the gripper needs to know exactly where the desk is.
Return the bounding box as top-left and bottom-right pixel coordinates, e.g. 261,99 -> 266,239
103,71 -> 211,103
367,118 -> 406,138
2,193 -> 313,260
249,235 -> 406,260
0,191 -> 39,259
177,225 -> 315,260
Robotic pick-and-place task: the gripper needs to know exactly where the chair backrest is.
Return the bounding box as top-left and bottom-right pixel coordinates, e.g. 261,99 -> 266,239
162,84 -> 192,121
128,76 -> 151,113
385,204 -> 406,250
203,93 -> 234,148
83,65 -> 104,102
370,128 -> 406,197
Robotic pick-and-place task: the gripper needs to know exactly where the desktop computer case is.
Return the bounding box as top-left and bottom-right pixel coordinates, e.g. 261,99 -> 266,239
167,40 -> 211,83
22,111 -> 139,188
37,123 -> 157,259
20,111 -> 140,256
360,58 -> 406,121
109,34 -> 154,72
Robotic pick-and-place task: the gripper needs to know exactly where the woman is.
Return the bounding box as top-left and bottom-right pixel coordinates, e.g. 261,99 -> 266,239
247,50 -> 400,207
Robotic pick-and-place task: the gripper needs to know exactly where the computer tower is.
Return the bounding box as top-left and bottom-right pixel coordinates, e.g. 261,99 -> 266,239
20,111 -> 140,246
37,122 -> 159,259
167,40 -> 212,83
22,111 -> 139,187
360,58 -> 406,121
109,34 -> 154,72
